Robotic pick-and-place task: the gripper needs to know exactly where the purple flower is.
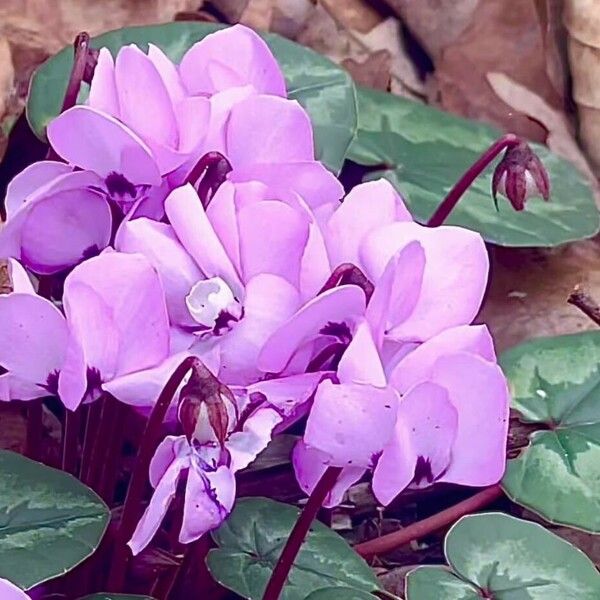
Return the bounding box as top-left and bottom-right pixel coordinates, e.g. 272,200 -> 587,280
0,252 -> 171,409
129,363 -> 283,554
0,162 -> 112,274
0,579 -> 29,599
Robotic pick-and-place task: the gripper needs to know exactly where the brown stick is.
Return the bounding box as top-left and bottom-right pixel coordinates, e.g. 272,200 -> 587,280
567,286 -> 600,328
354,484 -> 503,558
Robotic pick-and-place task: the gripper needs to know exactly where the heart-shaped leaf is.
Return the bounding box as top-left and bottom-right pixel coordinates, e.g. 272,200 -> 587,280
500,331 -> 600,531
406,512 -> 600,599
207,497 -> 378,600
0,450 -> 109,589
348,86 -> 599,247
304,589 -> 379,600
27,23 -> 357,174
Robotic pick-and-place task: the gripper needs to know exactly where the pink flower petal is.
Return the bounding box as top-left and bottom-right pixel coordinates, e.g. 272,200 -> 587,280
0,578 -> 30,599
372,381 -> 458,505
88,47 -> 120,117
431,352 -> 510,486
304,380 -> 398,468
292,441 -> 365,508
258,285 -> 366,374
7,259 -> 34,294
179,25 -> 286,97
148,44 -> 185,106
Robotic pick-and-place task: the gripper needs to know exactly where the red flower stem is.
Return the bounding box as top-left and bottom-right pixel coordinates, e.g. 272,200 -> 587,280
354,484 -> 503,559
80,401 -> 102,482
61,408 -> 81,475
61,32 -> 91,113
107,356 -> 200,593
262,466 -> 342,600
426,134 -> 519,227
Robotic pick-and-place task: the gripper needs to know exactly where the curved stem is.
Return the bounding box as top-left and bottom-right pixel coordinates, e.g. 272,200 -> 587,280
426,134 -> 519,227
354,484 -> 503,558
106,356 -> 199,592
262,467 -> 342,600
61,32 -> 91,113
568,286 -> 600,328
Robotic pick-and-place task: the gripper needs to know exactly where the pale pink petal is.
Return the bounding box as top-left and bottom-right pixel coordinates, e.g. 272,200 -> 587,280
258,285 -> 366,374
4,161 -> 72,219
179,24 -> 286,96
116,218 -> 203,327
128,452 -> 188,555
179,464 -> 235,544
0,293 -> 67,390
238,200 -> 310,286
0,578 -> 30,599
88,47 -> 119,116
147,44 -> 185,106
299,219 -> 332,301
217,274 -> 300,385
372,382 -> 457,505
337,319 -> 386,387
326,179 -> 411,268
205,182 -> 240,272
0,373 -> 45,402
366,242 -> 425,346
174,96 -> 211,154
361,221 -> 488,341
431,352 -> 510,486
227,406 -> 283,471
165,184 -> 243,294
47,106 -> 161,184
293,441 -> 365,508
389,325 -> 497,392
304,380 -> 398,468
226,96 -> 313,166
149,435 -> 185,488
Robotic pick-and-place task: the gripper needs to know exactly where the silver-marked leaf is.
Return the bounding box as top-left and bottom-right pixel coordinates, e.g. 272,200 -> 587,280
406,513 -> 600,599
305,588 -> 379,600
500,331 -> 600,531
207,497 -> 378,600
0,450 -> 109,589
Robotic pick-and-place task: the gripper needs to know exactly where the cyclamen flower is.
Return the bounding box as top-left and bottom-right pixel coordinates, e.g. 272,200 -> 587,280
0,252 -> 172,409
129,360 -> 283,554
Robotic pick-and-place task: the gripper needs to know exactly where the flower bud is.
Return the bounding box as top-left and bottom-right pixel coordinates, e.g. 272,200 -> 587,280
492,142 -> 550,211
178,361 -> 236,446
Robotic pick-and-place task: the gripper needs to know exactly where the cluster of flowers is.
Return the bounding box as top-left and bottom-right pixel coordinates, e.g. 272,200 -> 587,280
0,25 -> 509,554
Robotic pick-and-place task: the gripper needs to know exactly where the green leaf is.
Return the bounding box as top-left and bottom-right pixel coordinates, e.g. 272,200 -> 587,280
27,23 -> 357,173
207,497 -> 379,600
348,86 -> 600,247
500,331 -> 600,531
304,588 -> 379,600
0,450 -> 109,590
79,596 -> 156,600
406,512 -> 600,599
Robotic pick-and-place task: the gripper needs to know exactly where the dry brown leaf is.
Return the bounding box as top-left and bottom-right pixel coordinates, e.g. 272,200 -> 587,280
382,0 -> 479,59
320,0 -> 383,35
240,0 -> 275,30
479,242 -> 600,353
432,0 -> 563,142
0,37 -> 13,118
486,71 -> 600,204
564,0 -> 600,173
342,49 -> 391,91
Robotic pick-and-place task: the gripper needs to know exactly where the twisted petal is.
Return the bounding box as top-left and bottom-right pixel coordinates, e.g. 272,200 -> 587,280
165,184 -> 243,294
116,218 -> 203,327
128,438 -> 189,555
326,179 -> 411,267
389,324 -> 496,392
337,319 -> 385,387
179,25 -> 286,97
293,440 -> 365,508
361,221 -> 488,341
226,95 -> 314,166
88,47 -> 119,117
0,293 -> 67,395
372,382 -> 458,505
304,380 -> 398,468
180,464 -> 236,544
258,285 -> 366,374
47,105 -> 161,184
227,406 -> 283,472
432,352 -> 510,486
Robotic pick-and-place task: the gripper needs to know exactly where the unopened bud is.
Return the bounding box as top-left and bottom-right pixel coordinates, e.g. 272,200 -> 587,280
177,361 -> 236,446
492,142 -> 550,211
